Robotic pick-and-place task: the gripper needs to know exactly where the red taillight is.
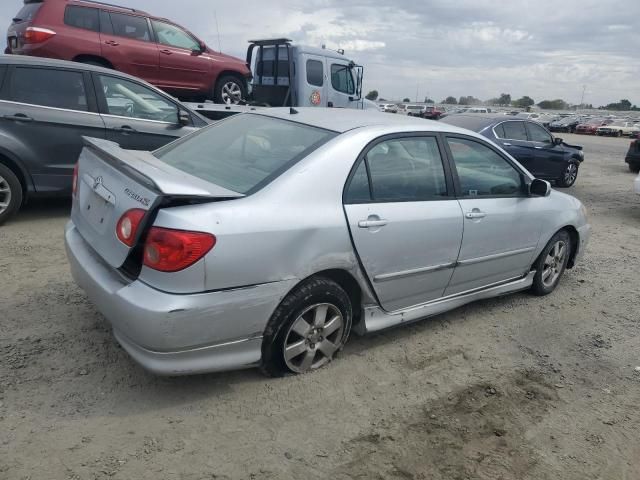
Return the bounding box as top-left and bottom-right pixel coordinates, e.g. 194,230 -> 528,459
72,163 -> 79,198
116,209 -> 146,247
24,27 -> 56,44
143,227 -> 216,273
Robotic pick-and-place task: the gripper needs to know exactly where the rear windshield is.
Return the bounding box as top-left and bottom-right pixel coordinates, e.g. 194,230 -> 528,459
13,3 -> 42,23
154,114 -> 337,194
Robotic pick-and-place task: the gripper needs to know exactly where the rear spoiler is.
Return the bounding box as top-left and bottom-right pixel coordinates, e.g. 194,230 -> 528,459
82,137 -> 245,199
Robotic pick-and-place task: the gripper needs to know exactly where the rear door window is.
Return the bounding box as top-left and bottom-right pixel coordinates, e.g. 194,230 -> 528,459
500,121 -> 528,141
64,5 -> 99,32
12,4 -> 41,23
306,60 -> 323,87
9,67 -> 88,112
155,114 -> 336,194
108,12 -> 151,42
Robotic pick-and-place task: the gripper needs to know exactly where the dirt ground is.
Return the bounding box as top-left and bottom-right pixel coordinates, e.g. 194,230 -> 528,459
1,133 -> 639,480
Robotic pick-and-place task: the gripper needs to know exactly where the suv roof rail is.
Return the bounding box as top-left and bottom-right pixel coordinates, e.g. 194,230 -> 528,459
73,0 -> 137,13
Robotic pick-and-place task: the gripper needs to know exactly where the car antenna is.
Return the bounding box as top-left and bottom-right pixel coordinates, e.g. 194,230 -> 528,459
290,107 -> 299,115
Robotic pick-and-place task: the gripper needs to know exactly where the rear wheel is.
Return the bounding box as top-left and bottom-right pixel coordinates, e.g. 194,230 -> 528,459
558,162 -> 579,188
213,75 -> 246,105
261,277 -> 352,376
531,230 -> 571,296
0,163 -> 23,226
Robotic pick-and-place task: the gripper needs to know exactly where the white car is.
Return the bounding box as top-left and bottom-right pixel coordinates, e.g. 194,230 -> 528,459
596,121 -> 639,137
634,173 -> 640,195
379,103 -> 399,113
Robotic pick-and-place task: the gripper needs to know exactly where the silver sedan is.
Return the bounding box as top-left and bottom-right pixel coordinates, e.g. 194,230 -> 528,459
65,108 -> 591,376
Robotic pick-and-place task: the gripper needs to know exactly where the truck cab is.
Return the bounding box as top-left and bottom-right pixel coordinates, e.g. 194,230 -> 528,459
246,38 -> 371,110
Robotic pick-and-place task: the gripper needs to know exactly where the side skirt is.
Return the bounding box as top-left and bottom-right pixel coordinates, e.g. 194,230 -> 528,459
359,271 -> 535,334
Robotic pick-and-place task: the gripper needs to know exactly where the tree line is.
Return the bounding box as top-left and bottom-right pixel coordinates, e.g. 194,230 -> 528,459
365,90 -> 638,110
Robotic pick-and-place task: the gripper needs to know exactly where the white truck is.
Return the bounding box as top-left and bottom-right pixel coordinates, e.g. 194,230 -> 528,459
189,38 -> 377,119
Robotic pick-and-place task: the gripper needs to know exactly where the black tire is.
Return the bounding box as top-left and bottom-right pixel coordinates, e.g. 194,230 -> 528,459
0,163 -> 23,226
530,230 -> 571,296
617,131 -> 622,137
629,164 -> 640,173
261,277 -> 353,377
557,161 -> 579,188
213,75 -> 247,105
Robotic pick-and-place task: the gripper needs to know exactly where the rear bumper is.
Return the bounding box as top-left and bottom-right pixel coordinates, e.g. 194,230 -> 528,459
625,153 -> 640,167
65,222 -> 296,375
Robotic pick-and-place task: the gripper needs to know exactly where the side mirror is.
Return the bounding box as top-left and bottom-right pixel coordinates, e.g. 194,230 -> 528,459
529,178 -> 551,197
192,41 -> 205,55
178,110 -> 191,126
553,137 -> 563,146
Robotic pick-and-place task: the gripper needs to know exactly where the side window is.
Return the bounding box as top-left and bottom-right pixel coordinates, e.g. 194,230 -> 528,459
109,13 -> 151,42
344,160 -> 371,203
64,6 -> 99,31
366,137 -> 448,202
330,64 -> 354,95
99,10 -> 113,35
98,75 -> 178,123
527,123 -> 553,143
493,123 -> 505,139
306,60 -> 323,87
9,67 -> 88,111
501,121 -> 528,141
447,137 -> 524,197
151,20 -> 199,51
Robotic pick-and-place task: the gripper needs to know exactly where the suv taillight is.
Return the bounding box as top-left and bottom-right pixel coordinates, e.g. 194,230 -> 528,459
143,227 -> 216,273
24,27 -> 56,44
116,209 -> 146,247
72,163 -> 79,198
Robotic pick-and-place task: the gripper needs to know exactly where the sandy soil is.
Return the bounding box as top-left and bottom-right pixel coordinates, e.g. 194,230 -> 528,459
1,133 -> 639,480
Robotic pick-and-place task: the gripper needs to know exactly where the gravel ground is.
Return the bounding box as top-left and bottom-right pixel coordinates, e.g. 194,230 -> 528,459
1,133 -> 638,480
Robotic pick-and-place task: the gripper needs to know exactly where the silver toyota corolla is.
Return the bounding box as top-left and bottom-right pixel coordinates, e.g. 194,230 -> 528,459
65,108 -> 591,376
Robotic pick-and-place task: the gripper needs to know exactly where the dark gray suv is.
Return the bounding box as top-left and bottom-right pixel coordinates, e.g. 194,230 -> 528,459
0,55 -> 208,225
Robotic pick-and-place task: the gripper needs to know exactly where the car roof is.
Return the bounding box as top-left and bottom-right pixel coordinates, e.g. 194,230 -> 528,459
250,107 -> 472,134
70,0 -> 150,17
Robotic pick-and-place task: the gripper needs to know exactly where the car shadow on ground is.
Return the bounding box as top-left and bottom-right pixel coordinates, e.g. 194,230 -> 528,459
9,197 -> 71,225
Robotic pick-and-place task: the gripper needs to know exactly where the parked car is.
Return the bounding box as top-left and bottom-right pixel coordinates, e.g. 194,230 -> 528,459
379,103 -> 398,113
6,0 -> 251,103
423,105 -> 443,120
549,116 -> 582,133
441,114 -> 584,187
596,121 -> 639,137
65,108 -> 591,376
575,118 -> 610,135
626,138 -> 640,173
635,172 -> 640,195
404,104 -> 426,117
0,55 -> 208,225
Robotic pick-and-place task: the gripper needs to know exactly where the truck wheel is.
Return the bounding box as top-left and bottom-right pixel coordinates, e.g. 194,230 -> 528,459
0,163 -> 23,226
213,75 -> 246,105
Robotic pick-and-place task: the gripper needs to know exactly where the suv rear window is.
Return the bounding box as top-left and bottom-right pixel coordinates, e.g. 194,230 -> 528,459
13,3 -> 42,23
64,5 -> 99,32
154,114 -> 336,194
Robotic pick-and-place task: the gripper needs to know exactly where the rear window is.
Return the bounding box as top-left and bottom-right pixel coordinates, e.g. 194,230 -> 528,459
64,5 -> 99,32
440,115 -> 494,132
154,114 -> 336,194
13,3 -> 41,23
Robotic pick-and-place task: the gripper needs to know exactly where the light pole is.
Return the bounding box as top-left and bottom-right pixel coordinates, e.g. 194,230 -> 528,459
579,85 -> 587,108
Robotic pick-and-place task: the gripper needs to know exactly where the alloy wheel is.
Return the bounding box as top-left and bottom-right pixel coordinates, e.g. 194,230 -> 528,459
221,81 -> 243,105
542,240 -> 567,288
564,163 -> 578,186
0,173 -> 12,216
283,303 -> 345,373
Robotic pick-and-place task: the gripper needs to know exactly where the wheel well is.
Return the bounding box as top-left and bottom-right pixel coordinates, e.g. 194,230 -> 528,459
562,226 -> 579,269
303,269 -> 363,326
0,153 -> 27,203
214,71 -> 247,90
72,55 -> 113,69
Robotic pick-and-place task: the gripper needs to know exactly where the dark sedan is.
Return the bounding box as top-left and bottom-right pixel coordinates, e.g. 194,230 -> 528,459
441,114 -> 584,187
549,116 -> 583,133
626,138 -> 640,173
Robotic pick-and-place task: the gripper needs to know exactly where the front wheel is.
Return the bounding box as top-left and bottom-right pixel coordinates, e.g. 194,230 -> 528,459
0,163 -> 22,226
629,164 -> 640,173
261,277 -> 352,376
213,75 -> 246,105
530,230 -> 571,296
557,162 -> 579,188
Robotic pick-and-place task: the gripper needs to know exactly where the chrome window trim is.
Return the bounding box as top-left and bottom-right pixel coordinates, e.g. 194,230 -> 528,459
491,120 -> 528,142
0,99 -> 99,115
457,246 -> 536,266
100,113 -> 176,125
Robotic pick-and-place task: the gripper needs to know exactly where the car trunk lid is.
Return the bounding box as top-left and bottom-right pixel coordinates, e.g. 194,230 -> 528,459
72,137 -> 243,269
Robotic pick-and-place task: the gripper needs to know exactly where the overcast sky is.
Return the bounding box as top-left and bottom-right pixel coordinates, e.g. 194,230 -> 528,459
2,0 -> 638,105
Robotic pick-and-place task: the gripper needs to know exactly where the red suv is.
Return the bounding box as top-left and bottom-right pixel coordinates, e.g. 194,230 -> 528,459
6,0 -> 251,103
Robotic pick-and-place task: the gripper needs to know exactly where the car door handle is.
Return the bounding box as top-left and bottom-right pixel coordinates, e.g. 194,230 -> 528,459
105,40 -> 119,46
358,219 -> 388,228
465,211 -> 487,219
160,49 -> 173,55
534,146 -> 543,149
3,114 -> 33,122
112,125 -> 137,134
502,142 -> 512,146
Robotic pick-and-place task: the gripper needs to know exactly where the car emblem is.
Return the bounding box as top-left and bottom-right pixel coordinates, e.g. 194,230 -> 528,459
93,176 -> 103,191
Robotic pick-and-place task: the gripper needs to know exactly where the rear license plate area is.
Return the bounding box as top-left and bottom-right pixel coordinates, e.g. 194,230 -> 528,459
79,177 -> 116,234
